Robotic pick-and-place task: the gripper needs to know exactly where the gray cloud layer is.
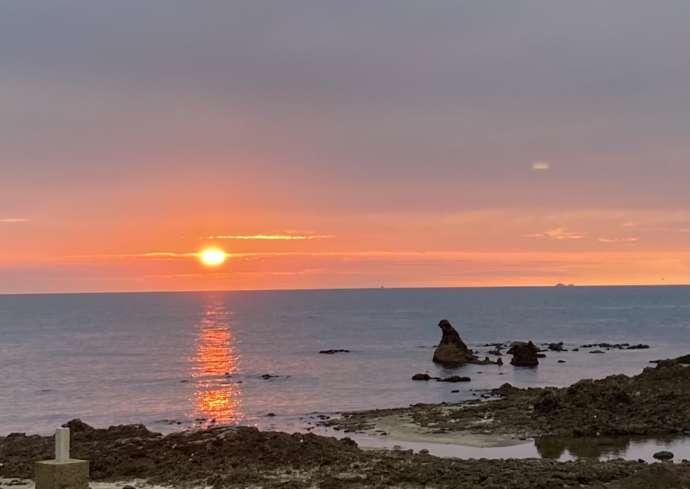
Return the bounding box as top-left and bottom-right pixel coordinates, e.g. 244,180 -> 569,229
1,1 -> 687,212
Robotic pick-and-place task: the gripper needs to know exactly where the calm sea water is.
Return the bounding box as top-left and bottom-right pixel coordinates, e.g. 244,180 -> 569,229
1,286 -> 688,441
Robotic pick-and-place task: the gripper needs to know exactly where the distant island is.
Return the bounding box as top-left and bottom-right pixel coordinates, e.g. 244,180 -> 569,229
554,283 -> 576,287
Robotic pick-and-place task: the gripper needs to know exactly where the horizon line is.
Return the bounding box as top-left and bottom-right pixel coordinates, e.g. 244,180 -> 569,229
1,282 -> 688,297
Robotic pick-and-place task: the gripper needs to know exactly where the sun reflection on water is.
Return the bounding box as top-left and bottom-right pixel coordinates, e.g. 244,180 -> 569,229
190,297 -> 242,425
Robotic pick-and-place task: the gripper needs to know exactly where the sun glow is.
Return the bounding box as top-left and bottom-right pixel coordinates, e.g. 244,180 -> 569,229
199,248 -> 227,267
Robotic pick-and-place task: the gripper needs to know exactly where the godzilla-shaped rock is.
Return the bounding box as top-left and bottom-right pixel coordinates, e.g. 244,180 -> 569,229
432,320 -> 478,367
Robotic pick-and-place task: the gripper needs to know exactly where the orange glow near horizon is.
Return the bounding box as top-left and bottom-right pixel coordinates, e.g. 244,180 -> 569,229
1,208 -> 688,293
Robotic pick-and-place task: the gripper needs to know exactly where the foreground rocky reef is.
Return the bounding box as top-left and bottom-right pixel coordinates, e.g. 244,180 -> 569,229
1,357 -> 688,488
0,420 -> 688,489
325,356 -> 690,438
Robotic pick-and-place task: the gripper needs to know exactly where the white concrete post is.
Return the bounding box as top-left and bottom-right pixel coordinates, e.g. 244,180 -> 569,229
34,426 -> 88,489
55,427 -> 70,462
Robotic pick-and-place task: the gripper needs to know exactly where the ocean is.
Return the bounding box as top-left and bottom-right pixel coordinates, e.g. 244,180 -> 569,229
1,286 -> 688,440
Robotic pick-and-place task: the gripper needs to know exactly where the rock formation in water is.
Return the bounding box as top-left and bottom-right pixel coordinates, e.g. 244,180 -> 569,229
508,341 -> 540,367
411,373 -> 433,381
432,319 -> 478,366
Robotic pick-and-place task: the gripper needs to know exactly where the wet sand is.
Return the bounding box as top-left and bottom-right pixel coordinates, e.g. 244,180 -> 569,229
346,412 -> 524,447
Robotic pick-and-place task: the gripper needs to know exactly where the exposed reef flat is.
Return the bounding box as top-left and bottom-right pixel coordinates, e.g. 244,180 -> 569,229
321,356 -> 690,440
1,421 -> 688,489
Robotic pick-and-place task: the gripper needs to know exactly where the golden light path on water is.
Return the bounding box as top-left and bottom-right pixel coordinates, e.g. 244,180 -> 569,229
190,296 -> 242,425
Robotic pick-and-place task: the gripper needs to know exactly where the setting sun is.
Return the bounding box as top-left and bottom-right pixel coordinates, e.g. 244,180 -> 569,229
199,248 -> 226,267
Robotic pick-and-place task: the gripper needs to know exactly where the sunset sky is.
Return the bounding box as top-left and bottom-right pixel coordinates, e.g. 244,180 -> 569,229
1,1 -> 688,293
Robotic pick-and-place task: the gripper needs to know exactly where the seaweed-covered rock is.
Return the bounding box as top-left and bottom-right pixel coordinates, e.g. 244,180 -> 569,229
653,450 -> 674,461
534,391 -> 561,415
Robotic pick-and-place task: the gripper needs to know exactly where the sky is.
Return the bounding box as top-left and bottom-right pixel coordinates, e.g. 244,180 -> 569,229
1,1 -> 688,293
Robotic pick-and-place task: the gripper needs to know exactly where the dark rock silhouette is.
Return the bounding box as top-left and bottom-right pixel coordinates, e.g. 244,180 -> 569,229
438,376 -> 471,383
580,342 -> 650,350
411,373 -> 433,381
508,341 -> 539,367
653,450 -> 674,461
62,418 -> 95,434
411,373 -> 471,383
674,354 -> 690,364
432,319 -> 478,366
651,354 -> 690,365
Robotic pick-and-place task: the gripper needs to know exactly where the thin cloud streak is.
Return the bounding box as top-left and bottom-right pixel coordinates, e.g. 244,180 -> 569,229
41,251 -> 200,261
142,252 -> 199,257
598,237 -> 639,244
52,249 -> 659,262
0,218 -> 29,223
525,227 -> 586,240
209,234 -> 334,241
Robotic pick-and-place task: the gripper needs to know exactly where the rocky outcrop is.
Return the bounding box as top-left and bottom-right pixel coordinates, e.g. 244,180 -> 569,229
412,373 -> 433,381
411,373 -> 471,383
674,354 -> 690,364
438,375 -> 471,383
653,450 -> 674,461
581,342 -> 650,350
432,320 -> 478,366
508,341 -> 539,367
651,354 -> 690,365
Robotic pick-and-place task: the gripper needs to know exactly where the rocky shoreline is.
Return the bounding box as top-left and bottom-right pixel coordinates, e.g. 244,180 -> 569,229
321,355 -> 690,440
1,356 -> 688,488
1,420 -> 688,489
